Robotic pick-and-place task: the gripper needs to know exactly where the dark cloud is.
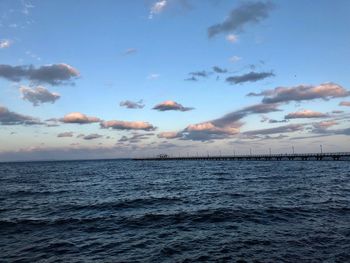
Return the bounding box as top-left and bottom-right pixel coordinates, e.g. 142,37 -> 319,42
120,100 -> 145,109
57,132 -> 74,138
83,134 -> 103,140
20,86 -> 60,106
0,106 -> 42,125
244,124 -> 304,136
101,120 -> 156,131
208,1 -> 275,37
153,100 -> 194,112
268,119 -> 287,123
189,70 -> 210,78
213,66 -> 227,74
226,71 -> 274,84
248,83 -> 350,104
285,110 -> 329,119
118,133 -> 154,143
0,63 -> 79,85
184,76 -> 198,81
60,112 -> 101,124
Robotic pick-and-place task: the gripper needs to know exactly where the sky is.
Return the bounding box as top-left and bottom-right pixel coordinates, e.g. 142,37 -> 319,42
0,0 -> 350,161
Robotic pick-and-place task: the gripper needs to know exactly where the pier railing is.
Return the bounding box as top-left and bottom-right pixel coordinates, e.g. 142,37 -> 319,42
133,152 -> 350,161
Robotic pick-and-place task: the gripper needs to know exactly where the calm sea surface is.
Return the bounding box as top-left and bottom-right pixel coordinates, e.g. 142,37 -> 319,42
0,160 -> 350,262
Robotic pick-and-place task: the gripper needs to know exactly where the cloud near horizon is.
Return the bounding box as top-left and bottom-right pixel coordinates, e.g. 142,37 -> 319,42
339,101 -> 350,107
57,132 -> 74,138
208,1 -> 275,37
248,83 -> 349,104
101,120 -> 156,131
60,112 -> 101,124
20,86 -> 60,106
285,110 -> 329,119
0,63 -> 79,85
153,100 -> 194,112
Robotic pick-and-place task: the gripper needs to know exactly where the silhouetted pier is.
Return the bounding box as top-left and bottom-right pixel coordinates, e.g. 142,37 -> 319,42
134,152 -> 350,161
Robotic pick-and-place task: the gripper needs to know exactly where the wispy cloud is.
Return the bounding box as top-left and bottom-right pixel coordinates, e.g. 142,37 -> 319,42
19,85 -> 60,106
285,110 -> 329,119
244,124 -> 304,136
229,56 -> 242,63
123,48 -> 137,55
153,100 -> 194,112
208,1 -> 275,37
149,0 -> 168,19
147,73 -> 160,80
226,71 -> 274,84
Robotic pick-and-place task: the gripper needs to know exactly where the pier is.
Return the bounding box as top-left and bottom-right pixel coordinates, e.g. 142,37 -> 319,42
134,152 -> 350,161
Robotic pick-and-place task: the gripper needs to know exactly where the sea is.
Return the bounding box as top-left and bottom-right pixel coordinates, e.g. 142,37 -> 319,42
0,159 -> 349,262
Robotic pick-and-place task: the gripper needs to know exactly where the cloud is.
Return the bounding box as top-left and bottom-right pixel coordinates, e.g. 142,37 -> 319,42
149,0 -> 167,19
229,56 -> 242,63
179,103 -> 281,141
189,70 -> 210,78
213,66 -> 227,73
0,106 -> 41,125
339,101 -> 350,107
226,34 -> 238,43
60,112 -> 101,124
157,131 -> 182,139
285,110 -> 329,119
153,100 -> 194,112
83,134 -> 103,140
123,48 -> 137,55
101,120 -> 156,131
208,1 -> 274,37
184,76 -> 198,81
57,132 -> 74,138
120,100 -> 145,109
0,63 -> 79,85
19,85 -> 60,106
248,83 -> 350,104
0,39 -> 12,48
147,73 -> 160,80
226,71 -> 274,84
118,133 -> 154,143
313,121 -> 338,129
244,124 -> 304,136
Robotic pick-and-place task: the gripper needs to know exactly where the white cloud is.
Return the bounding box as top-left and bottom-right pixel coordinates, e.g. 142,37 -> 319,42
149,0 -> 167,19
229,56 -> 241,63
0,39 -> 12,49
226,34 -> 238,43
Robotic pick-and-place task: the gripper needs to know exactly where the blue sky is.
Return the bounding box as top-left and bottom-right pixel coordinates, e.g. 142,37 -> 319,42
0,0 -> 350,161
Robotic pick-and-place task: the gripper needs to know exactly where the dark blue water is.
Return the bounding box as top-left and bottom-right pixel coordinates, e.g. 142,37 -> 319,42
0,160 -> 349,262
